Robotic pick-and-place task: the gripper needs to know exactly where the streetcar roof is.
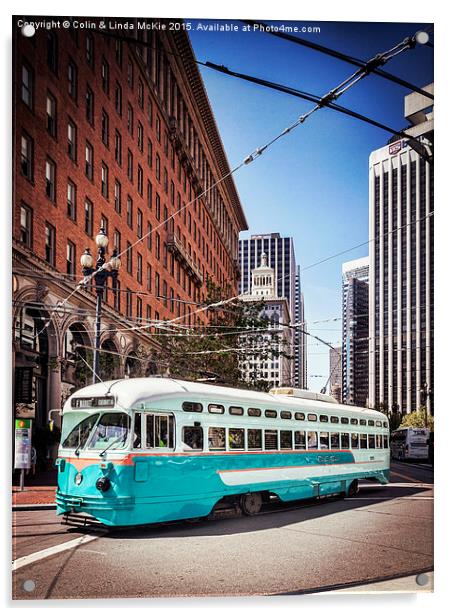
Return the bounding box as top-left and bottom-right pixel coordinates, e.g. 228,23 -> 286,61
64,377 -> 386,420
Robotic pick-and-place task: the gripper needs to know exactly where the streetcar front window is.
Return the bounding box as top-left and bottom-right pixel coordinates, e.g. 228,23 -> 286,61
87,413 -> 131,450
62,414 -> 100,450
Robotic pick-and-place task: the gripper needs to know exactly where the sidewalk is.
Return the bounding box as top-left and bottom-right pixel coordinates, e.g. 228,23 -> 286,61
12,485 -> 56,507
12,468 -> 57,508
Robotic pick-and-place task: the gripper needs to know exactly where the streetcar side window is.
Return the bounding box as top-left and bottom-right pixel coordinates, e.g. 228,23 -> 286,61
182,426 -> 203,451
295,412 -> 305,421
360,419 -> 367,426
209,427 -> 226,451
294,430 -> 306,449
248,428 -> 262,450
208,404 -> 224,414
319,431 -> 329,449
281,411 -> 292,420
264,430 -> 278,450
182,401 -> 203,413
350,418 -> 358,425
376,420 -> 382,427
265,409 -> 277,418
330,432 -> 340,449
383,435 -> 389,449
368,434 -> 376,449
341,432 -> 350,449
308,431 -> 318,449
359,433 -> 368,449
280,430 -> 293,449
368,420 -> 375,427
341,417 -> 349,425
133,412 -> 142,448
145,414 -> 174,448
351,433 -> 359,448
248,408 -> 261,417
320,415 -> 328,423
229,406 -> 244,416
330,416 -> 339,424
376,434 -> 382,448
229,428 -> 245,449
307,414 -> 317,422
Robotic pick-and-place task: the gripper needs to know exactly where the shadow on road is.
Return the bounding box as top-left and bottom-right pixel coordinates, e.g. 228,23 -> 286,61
101,482 -> 432,541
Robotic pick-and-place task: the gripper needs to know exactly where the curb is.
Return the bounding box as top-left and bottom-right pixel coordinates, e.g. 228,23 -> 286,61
13,504 -> 56,511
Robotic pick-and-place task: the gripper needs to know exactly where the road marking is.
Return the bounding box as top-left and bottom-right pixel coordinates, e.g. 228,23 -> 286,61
12,532 -> 105,572
390,470 -> 421,482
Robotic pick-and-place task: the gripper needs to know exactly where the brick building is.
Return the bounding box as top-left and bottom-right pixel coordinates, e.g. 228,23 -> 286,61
12,18 -> 247,446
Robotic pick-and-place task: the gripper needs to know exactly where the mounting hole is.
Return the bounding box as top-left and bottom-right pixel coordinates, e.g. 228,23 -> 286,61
21,24 -> 36,38
416,573 -> 429,587
23,579 -> 36,592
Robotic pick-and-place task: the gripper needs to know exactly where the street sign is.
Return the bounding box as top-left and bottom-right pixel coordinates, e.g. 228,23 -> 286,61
14,419 -> 32,469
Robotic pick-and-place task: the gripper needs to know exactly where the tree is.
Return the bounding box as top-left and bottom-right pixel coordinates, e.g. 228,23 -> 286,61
399,407 -> 434,431
153,280 -> 292,389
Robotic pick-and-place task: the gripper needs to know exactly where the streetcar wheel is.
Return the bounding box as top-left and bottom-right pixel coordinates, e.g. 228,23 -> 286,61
240,492 -> 263,515
347,480 -> 359,497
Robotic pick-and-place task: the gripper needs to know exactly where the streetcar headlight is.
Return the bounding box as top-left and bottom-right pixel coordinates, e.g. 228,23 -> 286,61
74,472 -> 83,486
95,477 -> 111,492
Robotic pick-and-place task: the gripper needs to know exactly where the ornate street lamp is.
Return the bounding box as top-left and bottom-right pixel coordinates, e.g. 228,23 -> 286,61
80,227 -> 121,383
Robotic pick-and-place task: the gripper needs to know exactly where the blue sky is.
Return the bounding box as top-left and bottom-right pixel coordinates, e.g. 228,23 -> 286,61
188,19 -> 434,391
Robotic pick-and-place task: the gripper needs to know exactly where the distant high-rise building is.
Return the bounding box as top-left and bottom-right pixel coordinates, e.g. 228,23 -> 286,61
342,257 -> 369,407
369,84 -> 434,416
240,253 -> 291,388
239,233 -> 306,388
329,346 -> 342,402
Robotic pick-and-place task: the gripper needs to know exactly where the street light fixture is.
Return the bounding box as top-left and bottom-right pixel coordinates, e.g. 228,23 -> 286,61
80,227 -> 121,383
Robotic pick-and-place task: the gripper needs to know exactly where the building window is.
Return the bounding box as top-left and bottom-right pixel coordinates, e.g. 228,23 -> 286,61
137,209 -> 143,238
19,203 -> 32,247
101,58 -> 109,94
21,63 -> 33,108
115,81 -> 122,115
45,223 -> 56,266
45,158 -> 56,201
137,296 -> 142,319
127,149 -> 133,182
85,142 -> 93,180
138,79 -> 144,108
67,180 -> 76,220
86,86 -> 94,125
113,229 -> 121,253
101,110 -> 109,146
20,133 -> 33,181
147,181 -> 153,209
147,139 -> 153,168
84,199 -> 93,236
147,98 -> 152,125
126,288 -> 132,318
155,272 -> 160,297
68,60 -> 78,100
100,214 -> 109,237
126,242 -> 132,274
155,193 -> 161,220
86,33 -> 94,68
101,163 -> 109,198
127,104 -> 133,135
127,58 -> 133,88
146,264 -> 152,291
114,130 -> 122,165
137,121 -> 143,152
156,154 -> 161,181
164,168 -> 168,194
115,38 -> 122,66
66,240 -> 76,275
156,115 -> 161,142
46,93 -> 57,137
46,32 -> 58,73
137,253 -> 142,283
67,120 -> 77,161
114,180 -> 121,213
127,196 -> 133,228
137,165 -> 143,196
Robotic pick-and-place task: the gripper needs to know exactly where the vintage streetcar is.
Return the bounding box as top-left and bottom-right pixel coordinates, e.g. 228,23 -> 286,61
55,378 -> 390,526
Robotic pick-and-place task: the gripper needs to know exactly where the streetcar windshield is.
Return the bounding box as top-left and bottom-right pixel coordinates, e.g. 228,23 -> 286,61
87,413 -> 131,450
62,413 -> 100,450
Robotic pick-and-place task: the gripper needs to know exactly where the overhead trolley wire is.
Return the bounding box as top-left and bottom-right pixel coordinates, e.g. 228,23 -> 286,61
32,29 -> 428,340
241,19 -> 434,100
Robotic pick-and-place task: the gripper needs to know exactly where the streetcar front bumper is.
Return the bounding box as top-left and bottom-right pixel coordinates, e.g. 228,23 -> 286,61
56,490 -> 135,513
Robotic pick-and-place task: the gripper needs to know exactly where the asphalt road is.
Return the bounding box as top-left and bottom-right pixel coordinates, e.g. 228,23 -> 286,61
12,461 -> 433,599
